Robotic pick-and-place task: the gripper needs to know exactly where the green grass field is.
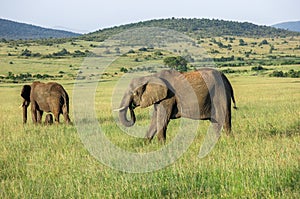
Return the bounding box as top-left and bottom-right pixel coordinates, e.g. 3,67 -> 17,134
0,36 -> 299,198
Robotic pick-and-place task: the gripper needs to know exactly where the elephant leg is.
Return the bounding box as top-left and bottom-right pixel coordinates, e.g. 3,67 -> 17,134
156,99 -> 174,142
223,108 -> 232,135
210,89 -> 228,136
145,105 -> 158,142
52,111 -> 60,124
31,102 -> 38,124
63,113 -> 71,124
211,122 -> 222,138
37,110 -> 43,124
51,104 -> 61,124
62,108 -> 71,124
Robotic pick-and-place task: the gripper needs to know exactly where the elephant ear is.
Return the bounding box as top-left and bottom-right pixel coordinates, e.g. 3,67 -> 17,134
140,78 -> 168,108
21,85 -> 31,101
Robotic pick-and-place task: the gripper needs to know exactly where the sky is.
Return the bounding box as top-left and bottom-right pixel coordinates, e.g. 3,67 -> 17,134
1,0 -> 299,34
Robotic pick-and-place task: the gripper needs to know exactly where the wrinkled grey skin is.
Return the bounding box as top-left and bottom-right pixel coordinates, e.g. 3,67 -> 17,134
118,68 -> 237,142
21,81 -> 71,124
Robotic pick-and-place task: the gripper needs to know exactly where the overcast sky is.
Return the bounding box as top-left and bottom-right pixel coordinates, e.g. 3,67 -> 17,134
1,0 -> 299,33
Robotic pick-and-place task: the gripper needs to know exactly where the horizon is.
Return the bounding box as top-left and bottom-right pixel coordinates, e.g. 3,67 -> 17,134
1,16 -> 299,35
1,0 -> 299,34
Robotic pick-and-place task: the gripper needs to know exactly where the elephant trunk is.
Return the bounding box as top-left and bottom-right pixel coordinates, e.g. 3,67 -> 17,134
118,93 -> 136,127
119,107 -> 136,127
22,100 -> 30,124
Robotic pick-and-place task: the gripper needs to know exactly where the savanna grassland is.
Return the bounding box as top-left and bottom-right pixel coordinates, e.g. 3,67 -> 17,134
0,34 -> 299,198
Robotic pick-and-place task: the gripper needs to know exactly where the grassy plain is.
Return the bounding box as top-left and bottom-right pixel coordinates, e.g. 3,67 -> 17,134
0,36 -> 299,198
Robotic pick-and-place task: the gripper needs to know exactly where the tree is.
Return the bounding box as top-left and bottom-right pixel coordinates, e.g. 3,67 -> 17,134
259,39 -> 269,46
120,67 -> 128,73
21,48 -> 32,56
163,56 -> 188,72
239,39 -> 247,46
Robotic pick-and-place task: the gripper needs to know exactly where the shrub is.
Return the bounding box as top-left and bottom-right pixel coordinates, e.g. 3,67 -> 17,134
21,48 -> 32,56
73,50 -> 86,57
259,39 -> 269,46
251,66 -> 266,71
239,39 -> 247,46
154,51 -> 163,56
120,67 -> 128,73
222,68 -> 236,74
52,48 -> 70,56
139,47 -> 148,51
128,49 -> 135,54
270,70 -> 284,77
269,69 -> 300,78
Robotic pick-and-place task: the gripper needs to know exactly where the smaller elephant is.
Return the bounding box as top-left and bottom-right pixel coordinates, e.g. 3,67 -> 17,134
44,114 -> 54,125
21,81 -> 71,124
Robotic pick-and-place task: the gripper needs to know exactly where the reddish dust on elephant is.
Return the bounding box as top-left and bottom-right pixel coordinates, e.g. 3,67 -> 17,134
21,81 -> 71,124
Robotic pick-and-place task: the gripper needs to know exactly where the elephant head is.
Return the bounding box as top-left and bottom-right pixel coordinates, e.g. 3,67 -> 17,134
117,76 -> 168,127
21,85 -> 31,124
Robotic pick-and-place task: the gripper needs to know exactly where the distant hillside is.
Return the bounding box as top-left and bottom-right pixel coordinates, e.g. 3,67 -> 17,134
272,21 -> 300,32
84,18 -> 300,41
0,18 -> 81,40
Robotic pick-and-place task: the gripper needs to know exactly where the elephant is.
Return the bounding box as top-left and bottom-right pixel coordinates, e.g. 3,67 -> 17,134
44,114 -> 54,125
21,81 -> 71,124
116,68 -> 237,142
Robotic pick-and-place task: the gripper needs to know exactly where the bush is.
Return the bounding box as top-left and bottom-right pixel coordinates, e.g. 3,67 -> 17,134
52,48 -> 70,56
72,50 -> 86,57
120,67 -> 128,73
259,39 -> 269,46
154,51 -> 163,56
128,49 -> 135,54
287,69 -> 300,78
251,66 -> 266,71
139,47 -> 148,52
239,39 -> 247,46
213,56 -> 234,62
5,72 -> 33,81
270,70 -> 284,77
222,68 -> 236,74
21,48 -> 32,56
269,69 -> 300,78
33,74 -> 54,79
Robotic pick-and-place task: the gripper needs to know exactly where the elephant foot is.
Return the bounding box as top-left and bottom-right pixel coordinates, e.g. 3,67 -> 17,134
157,133 -> 166,144
144,137 -> 152,145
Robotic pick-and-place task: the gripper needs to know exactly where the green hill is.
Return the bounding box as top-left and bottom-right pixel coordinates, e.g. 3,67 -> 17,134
272,21 -> 300,32
0,18 -> 81,40
83,18 -> 300,41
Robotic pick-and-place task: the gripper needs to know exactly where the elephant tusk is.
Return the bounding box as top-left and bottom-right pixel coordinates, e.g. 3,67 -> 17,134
19,103 -> 23,109
113,106 -> 127,112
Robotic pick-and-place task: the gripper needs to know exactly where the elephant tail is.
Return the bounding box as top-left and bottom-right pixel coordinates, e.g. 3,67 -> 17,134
232,94 -> 237,110
62,92 -> 69,113
228,80 -> 237,110
221,73 -> 237,110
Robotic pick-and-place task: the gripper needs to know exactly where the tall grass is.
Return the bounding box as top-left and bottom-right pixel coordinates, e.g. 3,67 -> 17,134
0,75 -> 299,198
1,36 -> 299,197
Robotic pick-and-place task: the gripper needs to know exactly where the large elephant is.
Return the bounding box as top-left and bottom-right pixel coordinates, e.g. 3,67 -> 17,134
21,81 -> 71,124
116,68 -> 237,142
